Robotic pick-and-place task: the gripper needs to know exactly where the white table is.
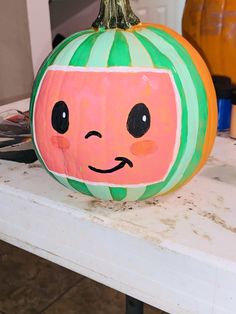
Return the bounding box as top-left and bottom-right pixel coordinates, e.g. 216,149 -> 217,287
0,136 -> 235,314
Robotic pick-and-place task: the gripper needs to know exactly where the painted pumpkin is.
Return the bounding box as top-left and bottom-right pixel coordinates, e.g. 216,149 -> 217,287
30,0 -> 217,201
182,0 -> 236,84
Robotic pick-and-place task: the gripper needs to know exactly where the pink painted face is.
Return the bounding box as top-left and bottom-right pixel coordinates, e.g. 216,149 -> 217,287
34,68 -> 179,186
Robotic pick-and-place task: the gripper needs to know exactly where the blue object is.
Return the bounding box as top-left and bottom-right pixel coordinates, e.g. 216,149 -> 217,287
212,75 -> 232,131
217,98 -> 232,131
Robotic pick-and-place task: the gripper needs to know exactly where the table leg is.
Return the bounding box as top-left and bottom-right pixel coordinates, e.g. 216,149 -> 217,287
126,295 -> 144,314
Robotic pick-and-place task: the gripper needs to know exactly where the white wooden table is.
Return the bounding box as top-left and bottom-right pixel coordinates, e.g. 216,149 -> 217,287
0,136 -> 235,314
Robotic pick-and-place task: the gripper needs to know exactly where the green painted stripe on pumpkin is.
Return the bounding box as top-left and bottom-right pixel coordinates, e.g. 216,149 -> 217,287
69,32 -> 102,66
53,33 -> 95,66
87,30 -> 116,67
137,28 -> 200,195
146,27 -> 208,191
124,186 -> 147,201
67,178 -> 94,197
109,187 -> 127,201
122,32 -> 153,67
133,31 -> 188,200
108,31 -> 131,67
86,184 -> 113,201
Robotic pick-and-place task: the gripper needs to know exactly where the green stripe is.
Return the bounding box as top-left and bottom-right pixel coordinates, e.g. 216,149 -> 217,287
109,187 -> 127,201
53,33 -> 95,66
108,31 -> 131,66
67,178 -> 93,197
122,32 -> 153,67
133,31 -> 188,200
146,27 -> 208,192
69,32 -> 102,66
87,30 -> 116,67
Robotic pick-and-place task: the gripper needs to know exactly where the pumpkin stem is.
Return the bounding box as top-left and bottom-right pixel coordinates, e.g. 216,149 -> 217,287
92,0 -> 140,30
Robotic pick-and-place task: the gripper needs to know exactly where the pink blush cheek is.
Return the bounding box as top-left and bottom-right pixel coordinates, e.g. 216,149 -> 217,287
51,136 -> 70,150
130,140 -> 158,156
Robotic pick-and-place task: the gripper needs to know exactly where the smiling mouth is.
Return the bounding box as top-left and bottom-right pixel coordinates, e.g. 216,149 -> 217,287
88,157 -> 133,174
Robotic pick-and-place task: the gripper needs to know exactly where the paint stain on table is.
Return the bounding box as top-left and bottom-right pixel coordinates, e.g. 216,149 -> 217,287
199,211 -> 236,234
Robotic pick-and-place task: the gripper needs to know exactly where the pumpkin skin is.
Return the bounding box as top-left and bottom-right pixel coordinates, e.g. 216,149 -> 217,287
182,0 -> 236,84
30,24 -> 217,201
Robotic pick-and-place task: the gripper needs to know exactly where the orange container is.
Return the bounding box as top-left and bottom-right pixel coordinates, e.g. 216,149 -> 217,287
182,0 -> 236,84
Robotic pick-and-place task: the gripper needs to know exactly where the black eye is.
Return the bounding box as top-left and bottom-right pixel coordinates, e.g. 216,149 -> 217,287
51,101 -> 69,134
127,103 -> 151,138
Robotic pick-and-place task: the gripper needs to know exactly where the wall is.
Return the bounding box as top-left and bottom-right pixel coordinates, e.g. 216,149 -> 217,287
0,0 -> 34,106
26,0 -> 52,77
51,0 -> 100,37
51,0 -> 185,37
50,0 -> 96,29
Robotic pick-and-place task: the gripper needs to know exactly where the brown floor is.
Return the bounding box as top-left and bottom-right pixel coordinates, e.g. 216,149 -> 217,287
0,241 -> 167,314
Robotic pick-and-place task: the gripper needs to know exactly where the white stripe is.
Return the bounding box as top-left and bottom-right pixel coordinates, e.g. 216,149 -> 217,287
137,28 -> 199,193
122,32 -> 153,67
46,65 -> 173,73
86,185 -> 113,201
87,30 -> 116,67
124,187 -> 147,201
54,174 -> 77,192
